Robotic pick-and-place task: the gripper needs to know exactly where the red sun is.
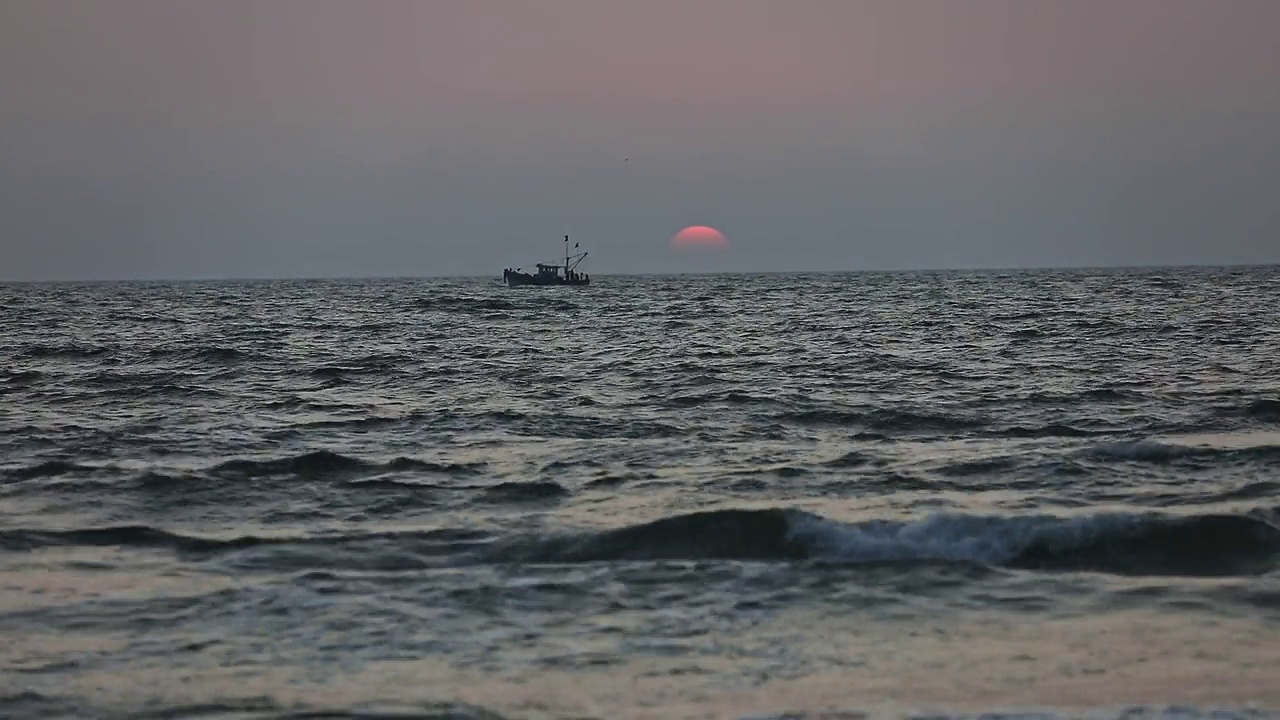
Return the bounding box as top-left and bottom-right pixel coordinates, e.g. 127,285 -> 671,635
670,225 -> 729,250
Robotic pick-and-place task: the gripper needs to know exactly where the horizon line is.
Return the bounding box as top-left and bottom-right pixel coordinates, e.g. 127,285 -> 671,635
1,259 -> 1276,285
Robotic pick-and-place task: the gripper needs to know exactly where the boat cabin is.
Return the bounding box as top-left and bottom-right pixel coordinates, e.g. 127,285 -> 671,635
534,263 -> 563,278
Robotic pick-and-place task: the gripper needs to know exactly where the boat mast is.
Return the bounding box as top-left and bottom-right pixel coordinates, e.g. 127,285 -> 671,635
564,235 -> 570,275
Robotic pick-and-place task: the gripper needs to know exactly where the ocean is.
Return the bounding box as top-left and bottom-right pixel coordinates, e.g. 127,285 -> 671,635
1,267 -> 1278,720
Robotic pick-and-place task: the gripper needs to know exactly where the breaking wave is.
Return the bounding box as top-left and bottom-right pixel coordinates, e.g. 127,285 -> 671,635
5,507 -> 1277,578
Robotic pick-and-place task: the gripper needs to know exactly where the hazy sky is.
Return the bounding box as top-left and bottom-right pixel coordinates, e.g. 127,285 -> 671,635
2,0 -> 1278,280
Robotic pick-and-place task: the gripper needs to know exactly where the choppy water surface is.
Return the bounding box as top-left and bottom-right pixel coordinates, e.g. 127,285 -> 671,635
2,268 -> 1280,720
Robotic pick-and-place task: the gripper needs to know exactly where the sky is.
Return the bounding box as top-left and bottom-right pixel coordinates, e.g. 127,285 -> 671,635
2,0 -> 1278,280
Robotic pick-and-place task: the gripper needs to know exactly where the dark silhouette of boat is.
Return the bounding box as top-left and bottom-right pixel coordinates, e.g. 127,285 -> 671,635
502,235 -> 591,287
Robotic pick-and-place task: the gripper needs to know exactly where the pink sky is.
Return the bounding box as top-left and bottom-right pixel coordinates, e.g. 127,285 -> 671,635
9,2 -> 1276,124
2,0 -> 1278,278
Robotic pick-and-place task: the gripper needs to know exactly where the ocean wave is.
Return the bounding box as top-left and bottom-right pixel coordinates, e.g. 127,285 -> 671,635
1023,387 -> 1142,403
18,343 -> 111,359
934,456 -> 1020,477
209,450 -> 366,477
821,451 -> 881,468
789,509 -> 1280,576
659,390 -> 779,408
0,691 -> 85,720
74,369 -> 226,399
259,396 -> 370,412
1244,398 -> 1280,418
104,310 -> 178,324
480,508 -> 806,564
1,369 -> 43,385
1214,480 -> 1280,502
146,346 -> 254,363
309,360 -> 407,378
209,451 -> 486,480
476,480 -> 570,503
0,524 -> 490,556
9,452 -> 497,486
2,507 -> 1277,577
292,415 -> 414,431
462,410 -> 686,440
994,423 -> 1113,439
4,460 -> 110,481
383,458 -> 487,475
1084,439 -> 1280,464
818,473 -> 950,493
125,383 -> 227,400
489,507 -> 1280,577
414,295 -> 514,312
772,408 -> 985,433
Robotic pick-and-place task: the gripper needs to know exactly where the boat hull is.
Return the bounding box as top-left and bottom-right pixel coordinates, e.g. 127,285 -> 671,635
505,273 -> 590,287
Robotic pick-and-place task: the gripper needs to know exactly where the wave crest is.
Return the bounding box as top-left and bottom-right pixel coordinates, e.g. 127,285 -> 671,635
5,508 -> 1275,578
788,509 -> 1280,576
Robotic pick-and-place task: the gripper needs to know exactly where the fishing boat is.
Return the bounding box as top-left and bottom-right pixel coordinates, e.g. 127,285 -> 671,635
502,235 -> 591,287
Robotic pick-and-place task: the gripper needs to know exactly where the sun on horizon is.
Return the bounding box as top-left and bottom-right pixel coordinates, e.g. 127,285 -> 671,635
670,225 -> 729,251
